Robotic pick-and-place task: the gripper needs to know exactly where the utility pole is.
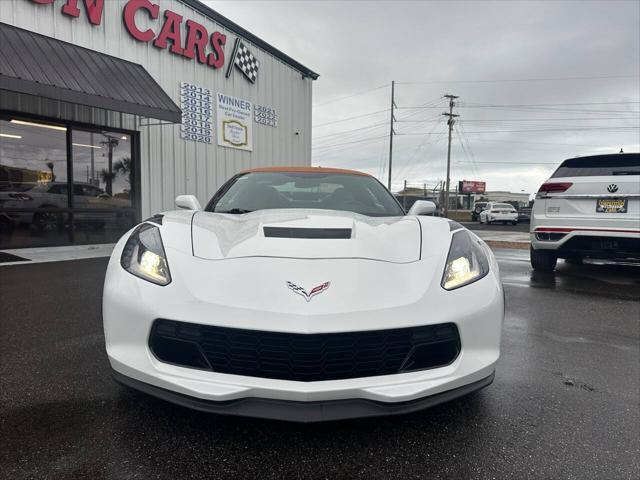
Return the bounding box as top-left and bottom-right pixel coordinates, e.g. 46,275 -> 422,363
387,80 -> 396,190
442,94 -> 459,217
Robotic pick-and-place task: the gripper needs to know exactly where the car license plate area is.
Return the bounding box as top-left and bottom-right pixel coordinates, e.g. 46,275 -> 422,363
596,198 -> 627,213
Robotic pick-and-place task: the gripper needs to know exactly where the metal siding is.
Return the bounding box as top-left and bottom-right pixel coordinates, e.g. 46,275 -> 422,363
0,0 -> 312,217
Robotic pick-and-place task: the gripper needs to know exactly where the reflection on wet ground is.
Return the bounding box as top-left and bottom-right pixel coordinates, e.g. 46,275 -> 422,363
497,249 -> 640,301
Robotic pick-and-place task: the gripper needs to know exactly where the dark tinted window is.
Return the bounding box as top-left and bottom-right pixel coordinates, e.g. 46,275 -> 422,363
551,154 -> 640,178
206,172 -> 405,217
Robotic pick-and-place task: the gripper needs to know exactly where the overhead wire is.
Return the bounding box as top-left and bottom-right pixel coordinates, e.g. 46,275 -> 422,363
313,109 -> 390,128
395,74 -> 639,85
313,83 -> 390,107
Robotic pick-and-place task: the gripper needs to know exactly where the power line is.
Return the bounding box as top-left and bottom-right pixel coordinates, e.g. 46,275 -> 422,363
456,161 -> 561,165
313,122 -> 388,141
459,138 -> 626,148
313,84 -> 389,107
458,106 -> 640,115
312,135 -> 389,151
395,74 -> 639,85
313,109 -> 390,128
461,101 -> 640,107
459,117 -> 639,122
396,126 -> 640,135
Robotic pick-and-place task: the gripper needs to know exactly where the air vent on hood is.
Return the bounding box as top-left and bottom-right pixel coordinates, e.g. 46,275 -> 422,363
263,227 -> 352,239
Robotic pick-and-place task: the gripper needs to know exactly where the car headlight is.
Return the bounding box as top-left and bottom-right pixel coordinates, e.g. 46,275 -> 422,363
120,223 -> 171,286
441,230 -> 489,290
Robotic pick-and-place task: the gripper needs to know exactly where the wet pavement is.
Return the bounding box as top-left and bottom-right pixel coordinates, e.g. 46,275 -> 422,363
462,221 -> 530,233
1,250 -> 639,479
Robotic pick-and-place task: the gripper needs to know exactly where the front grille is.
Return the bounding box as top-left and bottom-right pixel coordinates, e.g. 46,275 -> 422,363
149,319 -> 461,382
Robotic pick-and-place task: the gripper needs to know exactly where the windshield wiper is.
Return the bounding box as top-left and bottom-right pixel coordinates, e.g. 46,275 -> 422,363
612,170 -> 638,175
216,208 -> 253,214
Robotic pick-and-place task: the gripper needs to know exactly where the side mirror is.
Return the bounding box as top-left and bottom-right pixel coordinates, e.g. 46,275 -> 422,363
408,200 -> 437,216
175,194 -> 201,211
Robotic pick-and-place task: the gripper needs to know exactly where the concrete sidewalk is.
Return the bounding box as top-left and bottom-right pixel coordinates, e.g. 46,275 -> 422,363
472,230 -> 530,243
471,230 -> 530,249
0,243 -> 115,266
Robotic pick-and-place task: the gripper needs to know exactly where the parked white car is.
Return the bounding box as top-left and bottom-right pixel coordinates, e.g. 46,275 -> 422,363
530,153 -> 640,271
479,202 -> 518,225
103,167 -> 504,422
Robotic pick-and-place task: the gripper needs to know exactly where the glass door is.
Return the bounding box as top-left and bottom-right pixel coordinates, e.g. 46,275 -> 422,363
69,130 -> 136,245
0,115 -> 138,249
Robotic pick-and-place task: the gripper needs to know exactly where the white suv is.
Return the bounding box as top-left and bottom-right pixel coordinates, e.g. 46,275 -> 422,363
530,153 -> 640,271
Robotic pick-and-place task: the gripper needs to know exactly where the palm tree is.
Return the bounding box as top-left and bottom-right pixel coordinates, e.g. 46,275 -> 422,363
45,160 -> 56,181
99,169 -> 116,189
113,157 -> 132,184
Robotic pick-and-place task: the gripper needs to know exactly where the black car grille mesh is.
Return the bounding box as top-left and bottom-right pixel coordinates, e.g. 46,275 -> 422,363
149,319 -> 461,382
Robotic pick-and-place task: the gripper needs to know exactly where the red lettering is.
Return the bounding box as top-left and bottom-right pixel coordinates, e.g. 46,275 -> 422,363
123,0 -> 159,42
61,0 -> 105,25
30,0 -> 55,4
183,20 -> 209,63
153,10 -> 184,55
208,31 -> 226,69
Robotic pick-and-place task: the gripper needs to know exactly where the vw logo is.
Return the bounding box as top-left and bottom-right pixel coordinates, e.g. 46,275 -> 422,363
607,184 -> 619,193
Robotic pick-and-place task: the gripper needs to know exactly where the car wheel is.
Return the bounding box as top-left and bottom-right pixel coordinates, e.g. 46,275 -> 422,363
33,211 -> 63,233
486,219 -> 492,225
530,246 -> 557,272
512,221 -> 517,225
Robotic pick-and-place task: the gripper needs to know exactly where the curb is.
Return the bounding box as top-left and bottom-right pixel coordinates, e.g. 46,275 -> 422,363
484,240 -> 530,250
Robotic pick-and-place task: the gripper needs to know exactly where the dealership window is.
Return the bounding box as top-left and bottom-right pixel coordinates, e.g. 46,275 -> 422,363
0,116 -> 138,249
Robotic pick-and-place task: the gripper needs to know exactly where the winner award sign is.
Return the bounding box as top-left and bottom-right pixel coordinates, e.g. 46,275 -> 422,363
216,93 -> 253,151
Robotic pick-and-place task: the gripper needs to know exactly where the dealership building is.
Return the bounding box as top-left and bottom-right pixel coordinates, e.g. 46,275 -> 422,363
0,0 -> 317,249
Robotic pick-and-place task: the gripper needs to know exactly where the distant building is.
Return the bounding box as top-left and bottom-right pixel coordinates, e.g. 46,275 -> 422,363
477,191 -> 531,208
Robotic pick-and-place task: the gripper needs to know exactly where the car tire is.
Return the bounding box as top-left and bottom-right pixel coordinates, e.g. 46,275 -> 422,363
530,246 -> 557,272
511,221 -> 517,225
33,210 -> 63,233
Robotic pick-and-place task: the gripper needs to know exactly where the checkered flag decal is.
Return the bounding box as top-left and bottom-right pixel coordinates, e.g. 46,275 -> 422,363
234,41 -> 260,83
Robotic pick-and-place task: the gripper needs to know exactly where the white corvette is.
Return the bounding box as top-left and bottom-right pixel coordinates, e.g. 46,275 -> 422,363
103,167 -> 503,422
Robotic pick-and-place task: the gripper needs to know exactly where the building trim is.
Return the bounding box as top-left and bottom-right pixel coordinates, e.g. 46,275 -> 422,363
179,0 -> 319,80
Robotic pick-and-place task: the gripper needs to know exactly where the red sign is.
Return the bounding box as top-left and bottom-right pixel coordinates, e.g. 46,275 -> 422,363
30,0 -> 227,70
459,180 -> 486,194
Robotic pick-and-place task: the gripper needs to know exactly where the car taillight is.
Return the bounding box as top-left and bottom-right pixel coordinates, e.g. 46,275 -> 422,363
8,193 -> 33,201
536,182 -> 572,197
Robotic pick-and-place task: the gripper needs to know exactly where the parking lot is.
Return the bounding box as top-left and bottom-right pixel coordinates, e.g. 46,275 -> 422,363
1,248 -> 638,479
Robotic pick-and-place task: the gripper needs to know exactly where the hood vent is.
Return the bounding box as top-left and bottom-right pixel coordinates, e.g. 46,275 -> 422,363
263,227 -> 352,239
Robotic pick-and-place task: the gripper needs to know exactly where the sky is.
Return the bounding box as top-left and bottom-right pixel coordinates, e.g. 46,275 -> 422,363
209,0 -> 640,194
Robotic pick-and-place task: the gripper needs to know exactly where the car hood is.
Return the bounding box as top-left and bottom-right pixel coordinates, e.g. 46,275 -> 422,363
191,209 -> 422,263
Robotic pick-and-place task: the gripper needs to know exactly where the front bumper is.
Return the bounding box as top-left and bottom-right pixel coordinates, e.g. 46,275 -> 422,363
530,227 -> 640,259
113,368 -> 495,422
104,238 -> 503,421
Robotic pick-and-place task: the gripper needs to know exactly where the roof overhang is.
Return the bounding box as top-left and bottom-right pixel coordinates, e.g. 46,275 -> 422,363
0,23 -> 182,123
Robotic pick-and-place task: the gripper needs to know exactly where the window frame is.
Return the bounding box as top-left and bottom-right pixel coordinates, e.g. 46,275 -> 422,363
0,110 -> 141,247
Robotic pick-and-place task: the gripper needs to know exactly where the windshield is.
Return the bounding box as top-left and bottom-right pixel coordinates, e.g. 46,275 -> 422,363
206,172 -> 405,217
551,154 -> 640,177
493,203 -> 514,210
